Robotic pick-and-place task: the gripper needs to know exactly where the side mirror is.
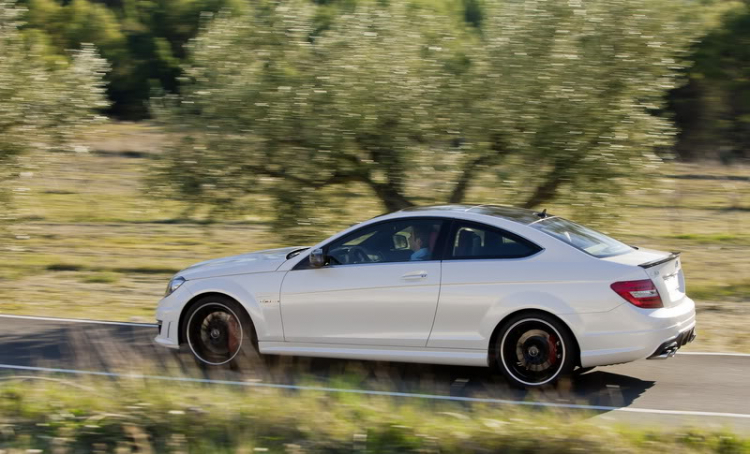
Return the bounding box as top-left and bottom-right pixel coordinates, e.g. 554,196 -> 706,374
309,248 -> 326,268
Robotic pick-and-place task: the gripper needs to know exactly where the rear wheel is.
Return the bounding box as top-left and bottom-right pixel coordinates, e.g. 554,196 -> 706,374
495,313 -> 576,388
183,295 -> 260,368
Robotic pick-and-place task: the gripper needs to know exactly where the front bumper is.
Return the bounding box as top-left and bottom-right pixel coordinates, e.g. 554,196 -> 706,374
154,318 -> 180,349
154,286 -> 190,350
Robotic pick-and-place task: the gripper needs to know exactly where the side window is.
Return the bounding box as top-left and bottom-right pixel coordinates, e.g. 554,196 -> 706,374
449,222 -> 541,260
324,219 -> 445,266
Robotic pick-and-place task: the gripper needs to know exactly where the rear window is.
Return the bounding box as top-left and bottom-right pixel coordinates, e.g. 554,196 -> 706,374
450,222 -> 542,259
532,217 -> 633,258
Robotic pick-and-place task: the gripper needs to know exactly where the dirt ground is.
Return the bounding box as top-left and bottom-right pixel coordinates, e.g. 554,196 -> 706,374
1,123 -> 748,351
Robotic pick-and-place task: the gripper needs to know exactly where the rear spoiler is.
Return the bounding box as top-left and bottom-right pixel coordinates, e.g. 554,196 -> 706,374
639,252 -> 681,269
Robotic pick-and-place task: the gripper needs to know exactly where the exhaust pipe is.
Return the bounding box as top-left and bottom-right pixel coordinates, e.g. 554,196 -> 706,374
648,327 -> 696,360
651,341 -> 679,360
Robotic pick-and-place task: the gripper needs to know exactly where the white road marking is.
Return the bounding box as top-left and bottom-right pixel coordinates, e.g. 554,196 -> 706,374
678,351 -> 750,358
0,314 -> 156,328
0,363 -> 749,420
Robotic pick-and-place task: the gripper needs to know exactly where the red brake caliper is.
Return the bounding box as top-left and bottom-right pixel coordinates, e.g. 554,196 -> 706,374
227,316 -> 240,355
547,335 -> 558,366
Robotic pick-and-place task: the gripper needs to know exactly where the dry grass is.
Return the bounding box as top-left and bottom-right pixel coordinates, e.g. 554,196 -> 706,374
0,123 -> 748,351
2,377 -> 747,453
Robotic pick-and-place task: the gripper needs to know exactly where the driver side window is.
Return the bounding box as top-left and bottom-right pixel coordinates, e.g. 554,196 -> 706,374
325,218 -> 445,266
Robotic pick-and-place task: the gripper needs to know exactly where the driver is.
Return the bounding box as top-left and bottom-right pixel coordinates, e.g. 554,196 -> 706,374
409,226 -> 432,261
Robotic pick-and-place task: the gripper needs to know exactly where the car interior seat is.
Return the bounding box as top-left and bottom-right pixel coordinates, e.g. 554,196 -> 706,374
456,229 -> 482,257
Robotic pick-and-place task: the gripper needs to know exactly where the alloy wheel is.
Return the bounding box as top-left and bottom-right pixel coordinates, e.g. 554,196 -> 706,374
187,302 -> 243,365
499,318 -> 566,386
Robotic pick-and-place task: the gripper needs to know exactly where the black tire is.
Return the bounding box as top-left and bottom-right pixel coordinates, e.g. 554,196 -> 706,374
494,312 -> 576,388
182,295 -> 261,369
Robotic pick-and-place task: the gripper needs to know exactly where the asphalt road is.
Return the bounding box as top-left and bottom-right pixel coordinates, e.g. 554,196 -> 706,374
1,315 -> 748,431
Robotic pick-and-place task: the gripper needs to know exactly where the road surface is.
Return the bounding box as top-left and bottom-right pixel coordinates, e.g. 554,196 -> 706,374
0,314 -> 748,431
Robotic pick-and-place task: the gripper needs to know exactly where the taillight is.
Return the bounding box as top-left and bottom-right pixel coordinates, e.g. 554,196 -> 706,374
611,279 -> 663,308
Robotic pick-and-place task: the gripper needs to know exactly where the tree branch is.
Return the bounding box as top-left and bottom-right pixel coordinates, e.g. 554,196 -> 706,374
448,135 -> 508,203
522,168 -> 566,209
365,180 -> 415,211
242,165 -> 362,189
448,153 -> 496,203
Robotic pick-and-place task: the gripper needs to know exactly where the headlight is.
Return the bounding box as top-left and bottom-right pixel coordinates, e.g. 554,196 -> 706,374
165,276 -> 186,296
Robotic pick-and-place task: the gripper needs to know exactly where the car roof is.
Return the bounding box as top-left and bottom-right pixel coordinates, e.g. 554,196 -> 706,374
398,204 -> 545,225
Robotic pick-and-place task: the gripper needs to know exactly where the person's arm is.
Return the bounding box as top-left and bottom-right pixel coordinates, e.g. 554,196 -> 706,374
410,248 -> 430,261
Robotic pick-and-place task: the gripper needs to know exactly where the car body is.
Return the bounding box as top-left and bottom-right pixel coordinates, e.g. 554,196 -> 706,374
155,205 -> 696,387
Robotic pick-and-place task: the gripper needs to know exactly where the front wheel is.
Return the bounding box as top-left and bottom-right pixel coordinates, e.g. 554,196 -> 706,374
183,295 -> 259,368
495,313 -> 576,388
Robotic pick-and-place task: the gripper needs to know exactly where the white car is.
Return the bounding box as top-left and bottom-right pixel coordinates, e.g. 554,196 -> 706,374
155,205 -> 696,387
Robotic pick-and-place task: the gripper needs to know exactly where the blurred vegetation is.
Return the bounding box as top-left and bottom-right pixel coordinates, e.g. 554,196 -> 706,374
16,0 -> 245,118
670,0 -> 750,163
0,0 -> 748,345
150,0 -> 699,241
4,0 -> 748,163
0,377 -> 748,452
0,0 -> 108,216
1,126 -> 747,352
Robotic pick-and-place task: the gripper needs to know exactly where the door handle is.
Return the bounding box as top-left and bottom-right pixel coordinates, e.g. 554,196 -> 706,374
401,271 -> 428,280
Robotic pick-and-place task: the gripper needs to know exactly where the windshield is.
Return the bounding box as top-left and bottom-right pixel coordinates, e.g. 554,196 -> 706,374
532,217 -> 633,258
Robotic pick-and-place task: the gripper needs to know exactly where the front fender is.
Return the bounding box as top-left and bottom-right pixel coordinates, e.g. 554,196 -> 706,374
182,272 -> 286,342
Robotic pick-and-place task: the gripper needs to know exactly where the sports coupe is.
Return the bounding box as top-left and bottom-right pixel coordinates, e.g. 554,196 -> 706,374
155,205 -> 696,387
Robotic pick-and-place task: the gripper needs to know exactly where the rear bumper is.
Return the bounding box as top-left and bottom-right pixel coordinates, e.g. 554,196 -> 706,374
576,296 -> 696,368
648,326 -> 697,359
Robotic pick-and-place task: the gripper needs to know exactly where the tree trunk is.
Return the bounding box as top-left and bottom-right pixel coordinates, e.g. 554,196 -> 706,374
522,174 -> 564,209
448,168 -> 474,204
449,154 -> 496,203
449,136 -> 508,204
368,180 -> 414,212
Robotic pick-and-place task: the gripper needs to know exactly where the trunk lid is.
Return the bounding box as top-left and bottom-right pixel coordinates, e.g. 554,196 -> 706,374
602,248 -> 686,307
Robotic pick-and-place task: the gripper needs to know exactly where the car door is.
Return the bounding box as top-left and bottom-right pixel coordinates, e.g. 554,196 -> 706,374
279,218 -> 448,347
428,220 -> 544,350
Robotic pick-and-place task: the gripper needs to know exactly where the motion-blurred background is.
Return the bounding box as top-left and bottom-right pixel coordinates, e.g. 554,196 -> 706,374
2,0 -> 747,350
1,0 -> 750,451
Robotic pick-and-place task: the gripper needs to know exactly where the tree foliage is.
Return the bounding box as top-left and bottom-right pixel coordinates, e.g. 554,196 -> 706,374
152,0 -> 698,241
0,0 -> 108,209
13,0 -> 513,119
670,0 -> 750,162
17,0 -> 243,118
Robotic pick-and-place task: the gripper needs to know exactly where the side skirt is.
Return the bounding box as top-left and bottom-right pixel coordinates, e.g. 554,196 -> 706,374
259,342 -> 489,367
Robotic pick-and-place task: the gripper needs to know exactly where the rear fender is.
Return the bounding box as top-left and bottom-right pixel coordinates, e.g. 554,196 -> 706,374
480,291 -> 586,349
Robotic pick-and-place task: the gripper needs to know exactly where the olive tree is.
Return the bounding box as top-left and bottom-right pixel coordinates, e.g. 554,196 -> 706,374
0,0 -> 108,212
153,0 -> 696,240
444,0 -> 697,209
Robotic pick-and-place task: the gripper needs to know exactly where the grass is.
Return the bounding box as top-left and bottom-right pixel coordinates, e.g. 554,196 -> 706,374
665,233 -> 750,244
1,123 -> 749,449
0,377 -> 747,453
0,122 -> 748,345
689,282 -> 750,302
80,272 -> 121,284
